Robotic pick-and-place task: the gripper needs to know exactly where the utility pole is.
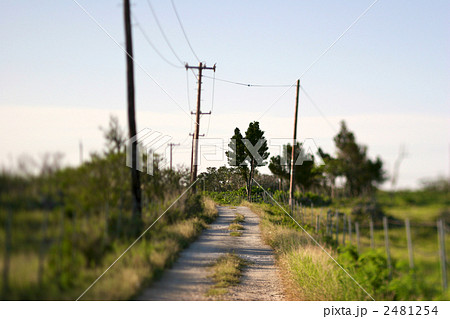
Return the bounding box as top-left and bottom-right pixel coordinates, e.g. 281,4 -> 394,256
168,143 -> 180,171
79,140 -> 83,165
186,62 -> 215,189
289,79 -> 300,211
124,0 -> 141,232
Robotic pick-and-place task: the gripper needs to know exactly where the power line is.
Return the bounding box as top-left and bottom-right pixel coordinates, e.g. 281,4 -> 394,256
300,86 -> 337,133
132,13 -> 183,69
170,0 -> 201,63
257,0 -> 380,120
204,70 -> 216,136
145,0 -> 185,65
299,0 -> 381,79
71,0 -> 196,126
203,75 -> 292,87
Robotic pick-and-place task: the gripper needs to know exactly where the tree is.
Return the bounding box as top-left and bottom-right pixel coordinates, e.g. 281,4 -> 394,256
198,166 -> 245,192
317,148 -> 341,198
334,121 -> 386,196
268,142 -> 320,193
100,115 -> 125,154
226,122 -> 269,200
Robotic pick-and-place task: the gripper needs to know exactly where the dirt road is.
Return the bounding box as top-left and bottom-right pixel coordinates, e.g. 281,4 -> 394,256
138,206 -> 284,301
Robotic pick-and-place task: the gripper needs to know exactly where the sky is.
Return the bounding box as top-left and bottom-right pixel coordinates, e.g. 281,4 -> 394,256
0,0 -> 449,189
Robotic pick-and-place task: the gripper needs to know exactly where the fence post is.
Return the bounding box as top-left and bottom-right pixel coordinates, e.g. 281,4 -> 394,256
383,216 -> 392,279
325,211 -> 329,235
300,204 -> 304,224
355,222 -> 361,254
335,211 -> 339,242
38,209 -> 49,287
437,219 -> 448,291
405,218 -> 414,270
370,216 -> 375,249
342,214 -> 346,245
57,209 -> 65,277
2,209 -> 12,297
316,214 -> 320,233
311,203 -> 314,226
104,200 -> 109,243
348,216 -> 352,245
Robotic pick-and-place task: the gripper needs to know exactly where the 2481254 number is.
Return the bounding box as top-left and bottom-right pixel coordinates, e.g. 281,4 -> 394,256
384,306 -> 438,316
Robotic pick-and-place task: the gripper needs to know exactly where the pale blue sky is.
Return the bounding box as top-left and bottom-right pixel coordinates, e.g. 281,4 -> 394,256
0,0 -> 449,188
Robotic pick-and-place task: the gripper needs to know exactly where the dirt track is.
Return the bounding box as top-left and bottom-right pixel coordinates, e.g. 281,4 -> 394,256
138,206 -> 284,301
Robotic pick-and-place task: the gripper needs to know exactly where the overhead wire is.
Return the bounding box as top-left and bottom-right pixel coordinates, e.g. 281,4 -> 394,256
71,0 -> 196,125
131,13 -> 183,69
204,70 -> 216,136
257,0 -> 381,120
202,75 -> 292,88
145,0 -> 185,66
170,0 -> 201,63
300,86 -> 337,133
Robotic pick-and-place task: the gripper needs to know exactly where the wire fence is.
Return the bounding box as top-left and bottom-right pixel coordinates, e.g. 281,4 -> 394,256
250,191 -> 449,293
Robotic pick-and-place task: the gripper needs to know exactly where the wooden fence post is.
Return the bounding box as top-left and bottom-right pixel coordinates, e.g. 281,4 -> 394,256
326,211 -> 330,235
383,216 -> 392,279
370,217 -> 375,249
437,219 -> 448,291
104,200 -> 109,242
311,203 -> 314,226
348,216 -> 352,245
2,209 -> 12,297
335,211 -> 339,242
355,222 -> 361,254
300,204 -> 304,224
57,209 -> 65,277
405,218 -> 414,270
38,209 -> 49,287
342,214 -> 346,245
316,214 -> 320,233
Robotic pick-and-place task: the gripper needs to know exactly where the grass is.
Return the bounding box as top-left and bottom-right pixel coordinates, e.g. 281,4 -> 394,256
229,231 -> 242,237
228,223 -> 244,231
206,252 -> 247,298
0,196 -> 218,300
245,202 -> 366,300
234,213 -> 245,223
244,201 -> 449,301
228,212 -> 245,237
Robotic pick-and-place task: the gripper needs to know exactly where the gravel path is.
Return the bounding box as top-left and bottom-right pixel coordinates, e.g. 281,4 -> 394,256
138,206 -> 284,301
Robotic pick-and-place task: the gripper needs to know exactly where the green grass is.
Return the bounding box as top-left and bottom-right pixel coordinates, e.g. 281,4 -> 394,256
245,201 -> 450,301
0,197 -> 218,300
206,252 -> 247,297
227,212 -> 245,237
228,223 -> 244,231
234,213 -> 245,223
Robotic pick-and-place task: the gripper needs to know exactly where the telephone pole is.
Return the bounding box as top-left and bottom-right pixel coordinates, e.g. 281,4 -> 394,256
168,143 -> 180,171
124,0 -> 141,232
289,80 -> 300,211
186,62 -> 216,188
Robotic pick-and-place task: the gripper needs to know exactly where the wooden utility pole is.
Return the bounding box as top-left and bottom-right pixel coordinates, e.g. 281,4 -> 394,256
124,0 -> 141,231
289,80 -> 300,211
186,62 -> 215,188
79,140 -> 83,165
168,143 -> 180,171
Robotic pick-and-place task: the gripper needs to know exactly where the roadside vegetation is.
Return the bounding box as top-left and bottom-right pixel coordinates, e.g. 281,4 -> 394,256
0,116 -> 218,300
228,212 -> 245,237
202,120 -> 448,301
245,201 -> 449,301
206,252 -> 247,298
